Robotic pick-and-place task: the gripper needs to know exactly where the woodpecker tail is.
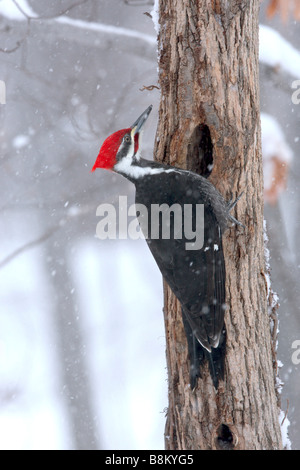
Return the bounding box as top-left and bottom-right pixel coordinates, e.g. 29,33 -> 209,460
182,308 -> 226,389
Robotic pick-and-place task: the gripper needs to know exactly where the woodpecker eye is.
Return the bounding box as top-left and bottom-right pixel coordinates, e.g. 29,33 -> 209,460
124,135 -> 131,143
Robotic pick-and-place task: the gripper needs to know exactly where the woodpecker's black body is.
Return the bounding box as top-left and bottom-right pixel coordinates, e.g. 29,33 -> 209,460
133,164 -> 227,389
92,105 -> 242,389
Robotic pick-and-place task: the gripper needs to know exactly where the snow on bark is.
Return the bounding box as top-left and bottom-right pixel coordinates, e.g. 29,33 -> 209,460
151,0 -> 160,36
263,219 -> 291,450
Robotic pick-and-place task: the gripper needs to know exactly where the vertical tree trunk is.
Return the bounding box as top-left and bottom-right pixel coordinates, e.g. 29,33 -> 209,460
154,0 -> 283,450
44,234 -> 99,450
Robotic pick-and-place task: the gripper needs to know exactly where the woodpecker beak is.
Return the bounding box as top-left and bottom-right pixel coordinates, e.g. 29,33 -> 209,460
130,105 -> 153,136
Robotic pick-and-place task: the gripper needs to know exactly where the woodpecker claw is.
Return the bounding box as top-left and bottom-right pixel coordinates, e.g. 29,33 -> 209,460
227,192 -> 245,228
227,191 -> 244,211
229,214 -> 245,228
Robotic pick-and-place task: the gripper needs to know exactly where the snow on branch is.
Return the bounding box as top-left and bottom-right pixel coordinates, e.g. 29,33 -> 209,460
0,0 -> 90,20
55,16 -> 156,46
3,2 -> 299,73
259,24 -> 300,78
0,0 -> 156,59
0,0 -> 37,20
45,16 -> 156,60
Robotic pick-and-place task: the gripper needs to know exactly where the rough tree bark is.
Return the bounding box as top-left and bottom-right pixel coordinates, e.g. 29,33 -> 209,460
154,0 -> 283,450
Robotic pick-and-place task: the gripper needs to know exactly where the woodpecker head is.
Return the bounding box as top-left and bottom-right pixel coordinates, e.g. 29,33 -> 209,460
91,105 -> 152,173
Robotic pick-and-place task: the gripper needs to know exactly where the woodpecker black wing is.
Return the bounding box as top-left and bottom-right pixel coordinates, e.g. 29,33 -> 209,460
134,169 -> 227,387
180,224 -> 226,351
142,199 -> 226,352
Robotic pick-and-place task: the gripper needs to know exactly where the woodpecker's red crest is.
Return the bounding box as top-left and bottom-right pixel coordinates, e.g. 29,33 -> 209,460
91,128 -> 130,171
91,105 -> 153,172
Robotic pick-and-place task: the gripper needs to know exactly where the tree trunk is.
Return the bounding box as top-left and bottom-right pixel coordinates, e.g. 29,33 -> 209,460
154,0 -> 283,450
44,233 -> 99,450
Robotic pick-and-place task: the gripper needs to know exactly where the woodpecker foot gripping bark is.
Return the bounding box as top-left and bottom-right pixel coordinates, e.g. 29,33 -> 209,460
227,192 -> 245,228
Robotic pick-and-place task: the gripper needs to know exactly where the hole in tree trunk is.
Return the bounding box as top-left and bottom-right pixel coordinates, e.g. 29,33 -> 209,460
215,424 -> 235,450
187,124 -> 213,178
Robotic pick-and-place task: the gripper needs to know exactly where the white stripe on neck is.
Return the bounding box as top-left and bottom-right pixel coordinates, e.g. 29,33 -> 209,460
114,158 -> 175,179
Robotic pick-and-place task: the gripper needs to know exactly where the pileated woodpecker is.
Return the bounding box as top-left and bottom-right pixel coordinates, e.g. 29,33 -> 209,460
92,105 -> 243,389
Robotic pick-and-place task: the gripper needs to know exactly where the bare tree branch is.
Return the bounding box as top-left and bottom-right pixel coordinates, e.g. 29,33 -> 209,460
0,19 -> 30,53
0,0 -> 90,54
12,0 -> 90,20
139,84 -> 160,91
124,0 -> 154,6
0,226 -> 58,269
0,40 -> 22,53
